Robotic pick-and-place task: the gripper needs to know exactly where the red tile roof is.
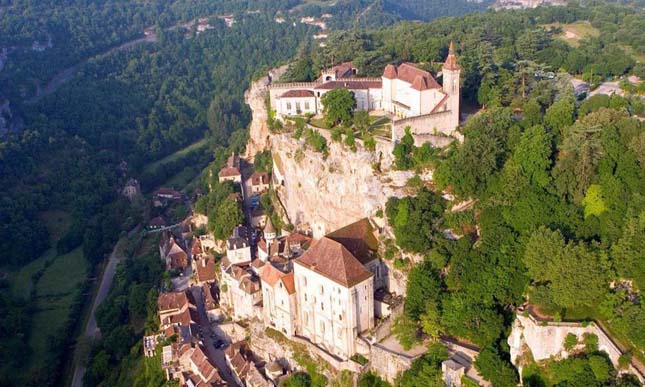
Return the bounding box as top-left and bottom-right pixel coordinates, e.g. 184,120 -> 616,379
218,166 -> 241,178
158,291 -> 190,312
251,171 -> 270,186
295,237 -> 372,288
281,89 -> 315,98
384,62 -> 440,90
443,41 -> 461,71
196,256 -> 217,283
282,272 -> 296,295
383,64 -> 397,79
326,218 -> 378,265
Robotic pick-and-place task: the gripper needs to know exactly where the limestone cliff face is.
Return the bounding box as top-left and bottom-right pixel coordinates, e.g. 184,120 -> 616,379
246,67 -> 415,238
271,132 -> 414,238
244,66 -> 288,158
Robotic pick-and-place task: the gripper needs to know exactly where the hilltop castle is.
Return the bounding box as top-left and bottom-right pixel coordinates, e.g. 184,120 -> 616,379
269,42 -> 461,144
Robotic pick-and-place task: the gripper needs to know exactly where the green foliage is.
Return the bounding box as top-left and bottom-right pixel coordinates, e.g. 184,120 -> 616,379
524,227 -> 609,309
563,333 -> 579,351
283,372 -> 312,387
304,128 -> 328,154
474,347 -> 518,387
545,96 -> 575,133
357,372 -> 391,387
254,150 -> 273,173
385,188 -> 446,253
581,184 -> 607,218
392,314 -> 420,350
321,89 -> 356,126
395,343 -> 448,387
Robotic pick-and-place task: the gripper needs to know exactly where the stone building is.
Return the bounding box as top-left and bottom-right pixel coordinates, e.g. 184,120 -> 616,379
218,153 -> 242,183
293,236 -> 374,360
226,225 -> 252,265
260,264 -> 298,336
269,43 -> 461,144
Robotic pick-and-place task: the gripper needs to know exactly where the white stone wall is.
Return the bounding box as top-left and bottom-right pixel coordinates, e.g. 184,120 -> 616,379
279,96 -> 317,116
261,279 -> 298,336
293,261 -> 374,359
227,245 -> 251,265
508,313 -> 644,383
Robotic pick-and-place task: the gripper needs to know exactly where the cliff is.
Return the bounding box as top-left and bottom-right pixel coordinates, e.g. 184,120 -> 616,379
247,68 -> 416,238
271,132 -> 414,238
244,65 -> 288,158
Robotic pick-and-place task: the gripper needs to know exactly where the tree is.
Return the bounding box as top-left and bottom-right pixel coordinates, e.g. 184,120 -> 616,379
209,199 -> 244,240
284,372 -> 312,387
524,227 -> 610,308
522,98 -> 543,128
358,372 -> 390,387
392,127 -> 415,170
563,333 -> 578,351
405,261 -> 441,320
512,125 -> 552,188
545,96 -> 575,133
474,347 -> 518,387
353,110 -> 370,134
392,314 -> 419,350
253,149 -> 272,173
321,89 -> 356,126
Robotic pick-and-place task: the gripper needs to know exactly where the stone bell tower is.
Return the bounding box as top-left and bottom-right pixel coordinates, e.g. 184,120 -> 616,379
442,41 -> 461,133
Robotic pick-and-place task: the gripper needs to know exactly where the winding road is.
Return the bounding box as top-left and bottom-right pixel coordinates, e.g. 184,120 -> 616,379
26,33 -> 157,104
70,240 -> 124,387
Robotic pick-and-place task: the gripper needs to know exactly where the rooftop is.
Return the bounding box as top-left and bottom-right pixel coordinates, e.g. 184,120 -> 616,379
295,237 -> 372,288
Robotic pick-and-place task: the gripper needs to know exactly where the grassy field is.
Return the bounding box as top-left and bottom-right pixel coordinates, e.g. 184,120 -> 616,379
5,210 -> 89,372
28,247 -> 87,369
543,21 -> 600,48
141,138 -> 208,176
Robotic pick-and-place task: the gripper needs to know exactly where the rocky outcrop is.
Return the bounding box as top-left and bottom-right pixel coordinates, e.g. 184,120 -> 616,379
271,133 -> 415,238
508,313 -> 644,383
245,65 -> 288,158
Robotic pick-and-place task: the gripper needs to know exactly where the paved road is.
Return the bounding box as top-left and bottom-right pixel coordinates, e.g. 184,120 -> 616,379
190,286 -> 241,386
70,240 -> 124,387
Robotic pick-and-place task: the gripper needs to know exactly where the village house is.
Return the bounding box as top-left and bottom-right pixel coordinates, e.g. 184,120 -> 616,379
202,282 -> 223,322
268,42 -> 461,144
250,207 -> 267,228
149,215 -> 167,230
157,291 -> 200,341
225,341 -> 271,387
121,178 -> 141,201
226,225 -> 252,265
154,187 -> 183,207
194,255 -> 217,284
260,264 -> 298,336
250,171 -> 270,194
159,231 -> 188,272
176,344 -> 227,386
218,153 -> 242,183
220,261 -> 262,321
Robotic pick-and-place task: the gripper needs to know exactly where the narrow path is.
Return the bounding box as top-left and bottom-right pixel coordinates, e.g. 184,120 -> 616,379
70,239 -> 124,387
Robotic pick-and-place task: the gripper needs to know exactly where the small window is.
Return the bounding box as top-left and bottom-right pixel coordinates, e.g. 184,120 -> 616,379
295,102 -> 301,111
320,285 -> 324,295
339,314 -> 343,321
305,101 -> 310,110
304,294 -> 308,301
286,102 -> 292,110
321,302 -> 324,311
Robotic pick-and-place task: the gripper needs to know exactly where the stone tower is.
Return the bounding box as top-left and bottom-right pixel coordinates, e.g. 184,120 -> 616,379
264,216 -> 277,248
442,41 -> 461,132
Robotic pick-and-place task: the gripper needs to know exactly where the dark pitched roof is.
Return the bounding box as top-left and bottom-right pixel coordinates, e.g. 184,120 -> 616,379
326,218 -> 378,265
295,237 -> 372,288
314,79 -> 382,90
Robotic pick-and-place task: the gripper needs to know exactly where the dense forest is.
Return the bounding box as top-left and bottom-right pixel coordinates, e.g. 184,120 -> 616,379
0,2 -> 310,385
